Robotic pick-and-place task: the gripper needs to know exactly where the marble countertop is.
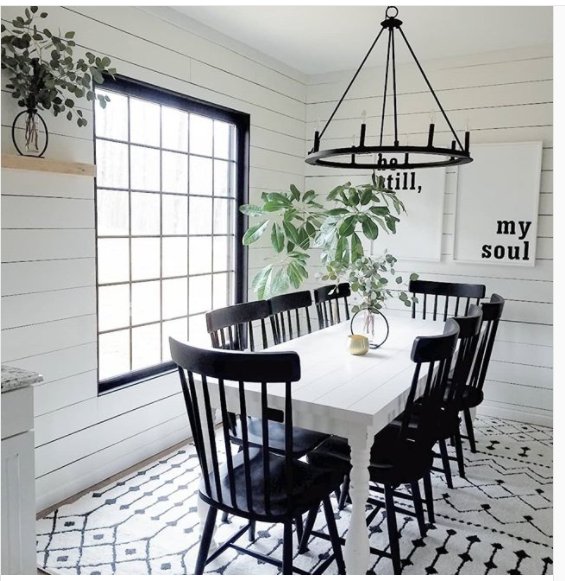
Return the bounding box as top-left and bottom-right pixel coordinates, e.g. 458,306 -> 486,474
1,365 -> 43,394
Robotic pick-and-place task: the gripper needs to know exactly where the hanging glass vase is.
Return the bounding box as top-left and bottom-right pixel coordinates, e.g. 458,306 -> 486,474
349,308 -> 389,349
11,108 -> 49,158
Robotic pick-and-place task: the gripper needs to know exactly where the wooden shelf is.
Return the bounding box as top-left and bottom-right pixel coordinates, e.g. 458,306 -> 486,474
1,154 -> 96,177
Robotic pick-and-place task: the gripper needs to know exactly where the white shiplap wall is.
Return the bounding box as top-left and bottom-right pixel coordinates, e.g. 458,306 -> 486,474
1,5 -> 306,511
304,45 -> 553,426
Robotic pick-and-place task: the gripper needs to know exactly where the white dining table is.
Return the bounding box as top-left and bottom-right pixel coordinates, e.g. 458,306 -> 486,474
197,313 -> 445,574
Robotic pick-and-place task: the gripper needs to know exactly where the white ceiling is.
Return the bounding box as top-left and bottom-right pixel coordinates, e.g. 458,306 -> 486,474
174,6 -> 552,75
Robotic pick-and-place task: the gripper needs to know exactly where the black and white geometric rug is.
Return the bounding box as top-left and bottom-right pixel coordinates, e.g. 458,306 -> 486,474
37,416 -> 552,575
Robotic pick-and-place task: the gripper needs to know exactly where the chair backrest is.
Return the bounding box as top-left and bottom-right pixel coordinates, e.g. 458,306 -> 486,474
313,282 -> 351,329
448,305 -> 483,404
269,290 -> 313,343
468,293 -> 505,393
205,300 -> 276,351
399,319 -> 459,443
170,337 -> 301,517
409,279 -> 486,321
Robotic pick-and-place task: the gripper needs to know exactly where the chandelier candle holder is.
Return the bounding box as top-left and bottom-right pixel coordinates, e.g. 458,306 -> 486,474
306,6 -> 473,170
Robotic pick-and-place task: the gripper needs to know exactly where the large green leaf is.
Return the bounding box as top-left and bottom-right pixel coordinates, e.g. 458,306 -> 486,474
239,204 -> 265,216
252,265 -> 273,299
289,184 -> 301,200
338,215 -> 356,237
282,220 -> 300,244
271,223 -> 285,253
369,206 -> 389,216
361,217 -> 379,240
243,220 -> 269,245
350,232 -> 364,262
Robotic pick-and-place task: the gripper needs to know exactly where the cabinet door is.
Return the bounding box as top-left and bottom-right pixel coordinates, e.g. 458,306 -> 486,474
1,431 -> 36,574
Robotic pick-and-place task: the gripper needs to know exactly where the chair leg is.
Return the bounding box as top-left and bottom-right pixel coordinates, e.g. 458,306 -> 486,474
422,471 -> 435,524
384,484 -> 402,575
438,438 -> 454,488
295,514 -> 304,544
282,521 -> 293,575
454,427 -> 466,478
338,474 -> 350,511
463,408 -> 477,453
410,481 -> 427,537
298,504 -> 319,554
221,511 -> 229,523
248,519 -> 256,542
323,496 -> 346,574
194,506 -> 217,574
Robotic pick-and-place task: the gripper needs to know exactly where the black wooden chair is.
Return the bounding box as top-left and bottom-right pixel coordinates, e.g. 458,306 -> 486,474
169,339 -> 346,575
430,305 -> 483,486
303,320 -> 460,574
409,279 -> 486,321
206,300 -> 276,351
457,293 -> 505,452
314,282 -> 351,329
269,290 -> 313,344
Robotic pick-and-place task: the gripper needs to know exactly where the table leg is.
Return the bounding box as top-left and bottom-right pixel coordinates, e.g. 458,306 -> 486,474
345,427 -> 372,574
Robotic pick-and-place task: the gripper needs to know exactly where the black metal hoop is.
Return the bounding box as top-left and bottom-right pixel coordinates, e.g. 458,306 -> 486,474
349,309 -> 390,349
385,6 -> 399,18
11,109 -> 49,158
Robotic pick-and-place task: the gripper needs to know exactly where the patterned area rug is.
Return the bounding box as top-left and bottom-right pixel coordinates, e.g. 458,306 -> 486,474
37,416 -> 552,575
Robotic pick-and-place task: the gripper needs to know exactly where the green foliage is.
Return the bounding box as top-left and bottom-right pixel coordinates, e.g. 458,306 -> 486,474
1,6 -> 116,126
241,177 -> 417,303
348,254 -> 419,314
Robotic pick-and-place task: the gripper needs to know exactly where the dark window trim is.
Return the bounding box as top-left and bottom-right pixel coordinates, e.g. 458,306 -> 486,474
95,74 -> 249,395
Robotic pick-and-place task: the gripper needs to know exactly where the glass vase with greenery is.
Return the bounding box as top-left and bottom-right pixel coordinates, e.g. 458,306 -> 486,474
1,6 -> 116,155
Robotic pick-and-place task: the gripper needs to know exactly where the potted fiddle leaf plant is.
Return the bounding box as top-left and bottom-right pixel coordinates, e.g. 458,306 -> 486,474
1,6 -> 117,157
240,174 -> 418,347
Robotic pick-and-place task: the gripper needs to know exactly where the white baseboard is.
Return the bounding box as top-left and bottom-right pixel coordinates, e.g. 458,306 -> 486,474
479,401 -> 553,427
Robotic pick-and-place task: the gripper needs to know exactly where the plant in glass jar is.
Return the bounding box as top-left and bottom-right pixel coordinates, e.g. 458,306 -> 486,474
347,254 -> 418,348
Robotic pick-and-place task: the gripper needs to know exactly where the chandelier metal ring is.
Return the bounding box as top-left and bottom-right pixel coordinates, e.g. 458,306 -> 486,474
305,6 -> 473,171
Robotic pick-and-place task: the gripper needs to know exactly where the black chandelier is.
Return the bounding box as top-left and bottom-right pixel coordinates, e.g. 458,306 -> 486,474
305,6 -> 472,170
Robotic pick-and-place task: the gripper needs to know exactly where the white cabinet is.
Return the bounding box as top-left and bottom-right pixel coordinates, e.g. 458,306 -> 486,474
1,369 -> 39,576
1,430 -> 36,574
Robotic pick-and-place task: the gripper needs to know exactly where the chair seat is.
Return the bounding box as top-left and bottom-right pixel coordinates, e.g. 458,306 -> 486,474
390,403 -> 460,441
232,418 -> 329,457
202,448 -> 343,519
307,425 -> 435,486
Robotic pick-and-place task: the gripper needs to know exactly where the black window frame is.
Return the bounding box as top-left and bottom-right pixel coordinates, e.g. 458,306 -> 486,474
94,75 -> 249,394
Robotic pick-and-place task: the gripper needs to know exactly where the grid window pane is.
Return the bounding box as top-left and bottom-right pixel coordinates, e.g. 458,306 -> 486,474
162,107 -> 188,152
163,238 -> 187,277
131,192 -> 160,235
189,197 -> 212,234
162,317 -> 187,357
162,151 -> 188,194
132,281 -> 160,325
97,140 -> 128,189
189,236 -> 212,274
98,284 -> 130,332
189,313 -> 209,347
213,236 -> 230,272
132,238 -> 160,280
97,189 -> 129,236
190,114 -> 213,156
162,195 -> 187,235
98,239 -> 129,284
214,120 -> 234,159
213,198 -> 232,234
95,83 -> 243,387
131,146 -> 160,191
213,272 -> 229,309
132,323 -> 161,370
162,278 -> 188,319
189,156 -> 213,195
95,90 -> 128,141
99,330 -> 130,380
189,276 -> 212,314
130,97 -> 160,147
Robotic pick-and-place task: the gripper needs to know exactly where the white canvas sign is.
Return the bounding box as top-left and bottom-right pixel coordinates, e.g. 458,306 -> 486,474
373,167 -> 446,262
453,142 -> 542,267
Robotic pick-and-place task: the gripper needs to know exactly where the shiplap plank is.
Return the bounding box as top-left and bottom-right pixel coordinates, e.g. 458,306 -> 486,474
1,259 -> 96,296
482,380 -> 552,411
1,229 -> 95,262
1,315 -> 97,361
35,371 -> 98,419
0,166 -> 94,199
